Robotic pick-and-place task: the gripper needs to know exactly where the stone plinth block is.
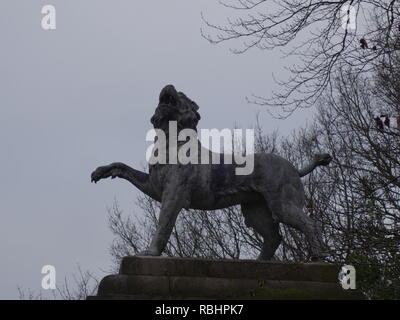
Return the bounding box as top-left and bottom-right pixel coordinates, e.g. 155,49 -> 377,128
88,256 -> 364,300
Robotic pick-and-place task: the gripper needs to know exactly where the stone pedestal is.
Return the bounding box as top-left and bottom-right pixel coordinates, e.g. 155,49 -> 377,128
88,256 -> 364,300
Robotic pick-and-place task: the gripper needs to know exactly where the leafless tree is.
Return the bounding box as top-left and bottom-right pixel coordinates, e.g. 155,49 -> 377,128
202,0 -> 400,116
295,52 -> 400,298
108,198 -> 261,267
56,267 -> 99,300
17,267 -> 99,300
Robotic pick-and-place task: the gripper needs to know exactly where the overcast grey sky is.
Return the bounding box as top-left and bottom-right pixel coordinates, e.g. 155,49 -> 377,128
0,1 -> 314,299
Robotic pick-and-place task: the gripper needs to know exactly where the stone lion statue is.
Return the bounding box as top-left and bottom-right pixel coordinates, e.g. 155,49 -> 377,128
91,85 -> 332,261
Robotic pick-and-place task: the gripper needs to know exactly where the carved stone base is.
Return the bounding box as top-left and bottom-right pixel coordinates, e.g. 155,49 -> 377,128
88,256 -> 364,300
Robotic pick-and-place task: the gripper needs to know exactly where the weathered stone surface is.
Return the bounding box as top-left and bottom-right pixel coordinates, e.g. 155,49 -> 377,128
119,256 -> 339,283
97,275 -> 170,298
89,256 -> 364,300
249,280 -> 364,300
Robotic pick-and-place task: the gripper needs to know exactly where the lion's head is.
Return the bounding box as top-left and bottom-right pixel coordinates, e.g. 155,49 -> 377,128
150,85 -> 201,132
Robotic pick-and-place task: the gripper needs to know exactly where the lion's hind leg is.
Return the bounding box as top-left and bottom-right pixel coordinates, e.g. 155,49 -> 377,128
241,202 -> 282,260
263,189 -> 326,261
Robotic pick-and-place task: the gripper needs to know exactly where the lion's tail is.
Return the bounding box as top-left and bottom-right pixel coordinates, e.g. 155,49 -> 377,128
298,153 -> 332,177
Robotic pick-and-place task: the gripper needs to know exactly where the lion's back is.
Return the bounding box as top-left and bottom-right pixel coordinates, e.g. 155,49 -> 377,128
252,153 -> 304,197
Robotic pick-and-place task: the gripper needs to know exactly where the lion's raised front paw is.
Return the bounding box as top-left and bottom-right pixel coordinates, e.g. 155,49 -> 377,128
91,165 -> 111,183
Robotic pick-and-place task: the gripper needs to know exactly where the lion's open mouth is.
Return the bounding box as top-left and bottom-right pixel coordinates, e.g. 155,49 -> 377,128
159,85 -> 179,106
151,84 -> 200,130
